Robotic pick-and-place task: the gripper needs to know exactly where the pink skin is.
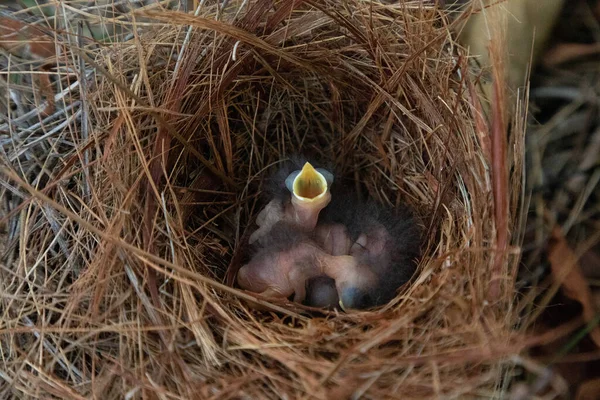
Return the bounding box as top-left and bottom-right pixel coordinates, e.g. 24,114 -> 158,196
237,239 -> 356,303
248,194 -> 331,245
243,187 -> 396,308
333,261 -> 379,304
350,224 -> 390,260
313,223 -> 353,256
333,224 -> 391,309
290,192 -> 331,232
240,219 -> 394,307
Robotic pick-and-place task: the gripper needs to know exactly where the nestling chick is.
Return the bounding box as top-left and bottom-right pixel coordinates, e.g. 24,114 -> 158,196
249,161 -> 334,245
300,223 -> 352,309
239,156 -> 423,311
238,221 -> 355,303
318,191 -> 423,310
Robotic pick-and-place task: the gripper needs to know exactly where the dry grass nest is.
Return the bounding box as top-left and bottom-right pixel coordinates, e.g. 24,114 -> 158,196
0,1 -> 528,398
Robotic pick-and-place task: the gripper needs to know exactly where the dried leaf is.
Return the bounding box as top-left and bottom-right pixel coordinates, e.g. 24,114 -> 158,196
0,16 -> 55,60
548,227 -> 600,348
576,378 -> 600,400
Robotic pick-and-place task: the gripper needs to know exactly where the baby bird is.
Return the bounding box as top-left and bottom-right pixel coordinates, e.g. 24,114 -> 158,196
249,160 -> 333,245
241,157 -> 346,307
318,189 -> 423,310
237,221 -> 355,303
238,156 -> 422,310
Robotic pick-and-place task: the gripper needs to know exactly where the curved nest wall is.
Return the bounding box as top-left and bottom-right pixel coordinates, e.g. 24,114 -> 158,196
0,1 -> 525,398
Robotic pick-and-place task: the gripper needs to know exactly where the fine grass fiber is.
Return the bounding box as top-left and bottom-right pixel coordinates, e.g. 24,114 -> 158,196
0,1 -> 527,398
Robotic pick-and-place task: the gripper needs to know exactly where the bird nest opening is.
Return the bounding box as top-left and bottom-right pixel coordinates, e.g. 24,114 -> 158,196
0,1 -> 526,398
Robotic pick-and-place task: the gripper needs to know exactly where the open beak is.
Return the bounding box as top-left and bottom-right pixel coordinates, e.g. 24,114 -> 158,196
285,162 -> 333,230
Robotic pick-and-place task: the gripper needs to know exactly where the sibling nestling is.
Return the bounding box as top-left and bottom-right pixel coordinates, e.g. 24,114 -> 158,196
237,221 -> 356,303
237,157 -> 422,310
248,161 -> 333,245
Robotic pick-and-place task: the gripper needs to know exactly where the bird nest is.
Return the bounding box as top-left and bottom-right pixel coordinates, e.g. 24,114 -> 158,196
0,1 -> 526,398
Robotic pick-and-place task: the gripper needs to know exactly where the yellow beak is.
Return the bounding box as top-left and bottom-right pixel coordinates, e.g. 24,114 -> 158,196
284,162 -> 333,230
292,162 -> 328,201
